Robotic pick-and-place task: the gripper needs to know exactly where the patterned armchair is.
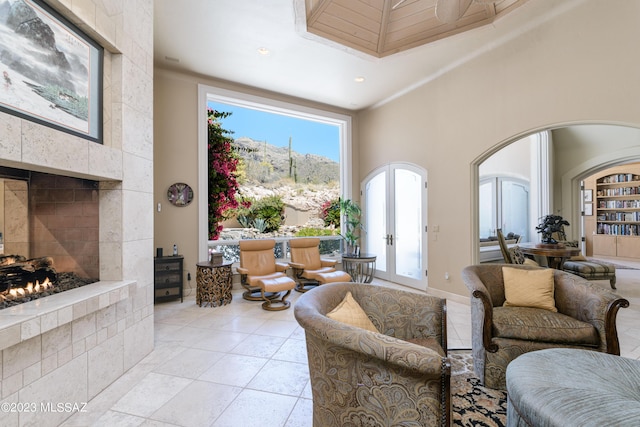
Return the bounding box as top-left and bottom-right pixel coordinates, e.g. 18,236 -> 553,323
294,282 -> 450,427
461,264 -> 629,389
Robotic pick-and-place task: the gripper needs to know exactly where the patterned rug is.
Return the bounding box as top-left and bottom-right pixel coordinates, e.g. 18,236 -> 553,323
450,350 -> 507,427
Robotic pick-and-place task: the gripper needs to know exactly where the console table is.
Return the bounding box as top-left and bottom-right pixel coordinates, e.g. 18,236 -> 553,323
341,253 -> 377,283
196,261 -> 233,307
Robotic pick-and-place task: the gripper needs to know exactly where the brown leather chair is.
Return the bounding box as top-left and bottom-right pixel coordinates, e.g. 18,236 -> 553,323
237,239 -> 296,310
288,237 -> 351,292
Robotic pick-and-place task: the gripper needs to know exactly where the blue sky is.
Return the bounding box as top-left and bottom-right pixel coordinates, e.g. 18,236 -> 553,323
208,102 -> 340,162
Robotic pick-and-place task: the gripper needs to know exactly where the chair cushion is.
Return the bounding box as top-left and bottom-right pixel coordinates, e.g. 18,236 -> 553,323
563,260 -> 615,275
326,291 -> 378,332
304,269 -> 351,283
246,272 -> 287,286
493,306 -> 599,346
257,275 -> 295,292
502,267 -> 556,312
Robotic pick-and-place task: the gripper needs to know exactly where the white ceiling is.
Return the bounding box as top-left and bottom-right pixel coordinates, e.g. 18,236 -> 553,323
153,0 -> 580,111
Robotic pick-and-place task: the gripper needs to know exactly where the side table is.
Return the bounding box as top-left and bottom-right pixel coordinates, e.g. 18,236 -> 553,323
341,253 -> 377,283
196,261 -> 233,307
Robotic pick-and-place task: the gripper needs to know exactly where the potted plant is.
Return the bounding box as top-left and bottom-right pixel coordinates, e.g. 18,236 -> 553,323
340,198 -> 362,255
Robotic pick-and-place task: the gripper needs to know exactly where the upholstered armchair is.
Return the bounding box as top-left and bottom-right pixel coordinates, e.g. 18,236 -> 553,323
288,237 -> 351,292
294,282 -> 450,427
461,264 -> 629,389
237,239 -> 296,310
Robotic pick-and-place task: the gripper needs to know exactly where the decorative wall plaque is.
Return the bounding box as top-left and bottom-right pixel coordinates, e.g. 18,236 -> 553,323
167,183 -> 193,207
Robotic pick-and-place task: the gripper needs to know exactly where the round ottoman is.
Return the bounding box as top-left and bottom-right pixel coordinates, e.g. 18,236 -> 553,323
506,348 -> 640,427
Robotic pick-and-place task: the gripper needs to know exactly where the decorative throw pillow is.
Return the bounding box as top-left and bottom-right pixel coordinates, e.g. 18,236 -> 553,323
509,246 -> 526,264
502,267 -> 557,312
509,246 -> 539,266
326,291 -> 379,332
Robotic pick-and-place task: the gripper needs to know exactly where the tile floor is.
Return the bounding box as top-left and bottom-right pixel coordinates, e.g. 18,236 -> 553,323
62,264 -> 640,426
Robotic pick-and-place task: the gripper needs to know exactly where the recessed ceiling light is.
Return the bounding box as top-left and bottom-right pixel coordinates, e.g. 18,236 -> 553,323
257,47 -> 270,56
354,76 -> 365,83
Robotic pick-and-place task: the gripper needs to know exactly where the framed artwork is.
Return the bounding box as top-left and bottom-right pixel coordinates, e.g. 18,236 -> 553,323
167,183 -> 194,207
584,203 -> 593,216
0,0 -> 103,142
583,189 -> 593,202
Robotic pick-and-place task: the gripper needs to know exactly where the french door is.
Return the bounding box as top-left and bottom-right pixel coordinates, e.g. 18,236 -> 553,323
362,163 -> 427,289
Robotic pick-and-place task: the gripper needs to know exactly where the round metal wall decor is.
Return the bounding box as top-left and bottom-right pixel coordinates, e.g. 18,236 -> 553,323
167,183 -> 193,207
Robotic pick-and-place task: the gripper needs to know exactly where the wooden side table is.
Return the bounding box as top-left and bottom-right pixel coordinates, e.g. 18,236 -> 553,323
341,253 -> 377,283
196,261 -> 233,307
518,243 -> 581,270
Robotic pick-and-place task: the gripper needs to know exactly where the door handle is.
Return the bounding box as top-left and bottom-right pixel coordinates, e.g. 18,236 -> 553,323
389,234 -> 393,245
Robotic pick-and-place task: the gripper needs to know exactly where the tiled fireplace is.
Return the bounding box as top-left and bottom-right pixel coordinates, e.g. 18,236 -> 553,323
0,1 -> 154,426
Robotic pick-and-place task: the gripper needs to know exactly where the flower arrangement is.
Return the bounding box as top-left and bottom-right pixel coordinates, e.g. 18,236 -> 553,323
207,108 -> 246,240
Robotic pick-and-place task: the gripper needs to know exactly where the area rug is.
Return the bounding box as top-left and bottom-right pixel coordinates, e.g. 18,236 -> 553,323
450,350 -> 507,427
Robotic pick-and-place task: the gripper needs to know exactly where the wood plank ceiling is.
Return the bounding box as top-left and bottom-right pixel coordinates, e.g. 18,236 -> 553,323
304,0 -> 529,57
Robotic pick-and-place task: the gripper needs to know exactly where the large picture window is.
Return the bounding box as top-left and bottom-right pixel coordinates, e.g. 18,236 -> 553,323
197,84 -> 352,261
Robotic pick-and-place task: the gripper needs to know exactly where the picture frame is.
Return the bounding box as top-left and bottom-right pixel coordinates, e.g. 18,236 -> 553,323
583,189 -> 593,202
0,0 -> 103,142
584,203 -> 593,216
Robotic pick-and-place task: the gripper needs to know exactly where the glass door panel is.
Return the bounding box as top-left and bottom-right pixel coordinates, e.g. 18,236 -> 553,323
364,171 -> 388,278
393,168 -> 422,281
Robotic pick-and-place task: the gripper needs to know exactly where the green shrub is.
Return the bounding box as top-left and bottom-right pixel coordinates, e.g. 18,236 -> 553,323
295,227 -> 337,237
241,195 -> 284,233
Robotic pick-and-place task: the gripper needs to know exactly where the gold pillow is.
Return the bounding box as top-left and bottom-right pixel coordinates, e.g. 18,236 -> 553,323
326,291 -> 379,332
502,267 -> 557,312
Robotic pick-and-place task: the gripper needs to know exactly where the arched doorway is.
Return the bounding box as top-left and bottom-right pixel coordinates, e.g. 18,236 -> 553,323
472,124 -> 640,264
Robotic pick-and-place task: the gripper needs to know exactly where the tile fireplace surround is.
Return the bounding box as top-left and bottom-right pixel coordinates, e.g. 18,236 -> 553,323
0,1 -> 154,426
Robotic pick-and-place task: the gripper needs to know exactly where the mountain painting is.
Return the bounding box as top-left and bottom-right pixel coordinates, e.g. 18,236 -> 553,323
0,0 -> 101,140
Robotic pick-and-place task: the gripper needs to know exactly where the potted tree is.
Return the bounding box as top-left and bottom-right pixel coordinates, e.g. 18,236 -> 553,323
340,198 -> 362,255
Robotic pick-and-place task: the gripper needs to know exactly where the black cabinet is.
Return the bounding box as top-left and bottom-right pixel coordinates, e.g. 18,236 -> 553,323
154,255 -> 183,303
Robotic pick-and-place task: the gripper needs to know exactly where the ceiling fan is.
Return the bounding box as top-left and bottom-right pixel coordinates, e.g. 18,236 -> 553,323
434,0 -> 496,24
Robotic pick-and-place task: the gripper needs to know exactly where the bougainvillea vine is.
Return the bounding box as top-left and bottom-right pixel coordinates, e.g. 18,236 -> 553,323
207,108 -> 245,240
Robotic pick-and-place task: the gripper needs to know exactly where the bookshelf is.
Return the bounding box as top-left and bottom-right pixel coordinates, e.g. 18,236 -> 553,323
593,172 -> 640,258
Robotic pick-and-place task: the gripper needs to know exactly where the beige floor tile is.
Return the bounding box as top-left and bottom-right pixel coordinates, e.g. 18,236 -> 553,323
284,398 -> 313,427
247,359 -> 310,396
152,347 -> 224,379
230,334 -> 286,358
272,338 -> 308,364
149,381 -> 242,426
199,353 -> 268,387
211,389 -> 298,427
111,373 -> 192,418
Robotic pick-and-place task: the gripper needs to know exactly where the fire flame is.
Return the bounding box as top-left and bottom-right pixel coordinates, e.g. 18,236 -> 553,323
6,278 -> 53,300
